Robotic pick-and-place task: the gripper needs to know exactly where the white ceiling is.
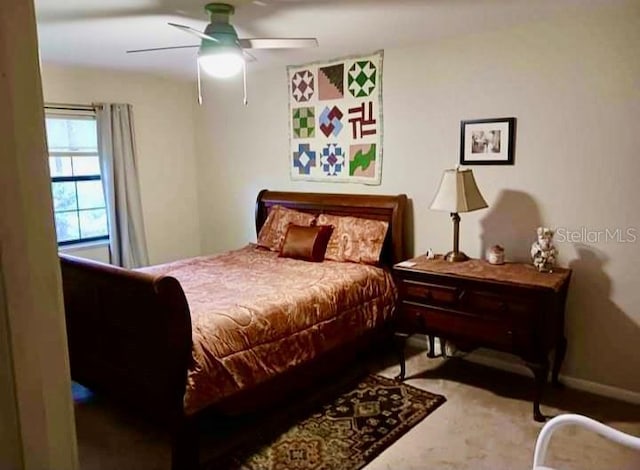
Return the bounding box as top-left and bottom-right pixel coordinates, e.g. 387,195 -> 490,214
35,0 -> 623,80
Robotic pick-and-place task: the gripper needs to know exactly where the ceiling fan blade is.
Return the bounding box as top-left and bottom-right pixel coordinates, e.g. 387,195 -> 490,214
126,45 -> 200,54
238,38 -> 318,49
168,22 -> 219,43
243,51 -> 257,62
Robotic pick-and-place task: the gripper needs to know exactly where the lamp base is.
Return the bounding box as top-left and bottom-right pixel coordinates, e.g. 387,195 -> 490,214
444,250 -> 469,262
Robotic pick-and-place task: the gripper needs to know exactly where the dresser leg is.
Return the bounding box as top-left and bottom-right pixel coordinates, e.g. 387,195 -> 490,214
394,332 -> 408,381
527,359 -> 549,422
552,336 -> 567,387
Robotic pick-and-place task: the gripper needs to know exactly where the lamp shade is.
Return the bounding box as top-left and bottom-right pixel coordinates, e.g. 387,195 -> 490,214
430,167 -> 488,213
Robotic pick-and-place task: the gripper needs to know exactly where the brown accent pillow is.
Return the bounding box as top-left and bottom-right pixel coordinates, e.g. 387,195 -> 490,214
316,214 -> 389,265
257,205 -> 316,252
279,224 -> 334,262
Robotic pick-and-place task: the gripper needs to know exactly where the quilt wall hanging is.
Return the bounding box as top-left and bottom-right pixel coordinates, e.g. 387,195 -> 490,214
287,50 -> 383,185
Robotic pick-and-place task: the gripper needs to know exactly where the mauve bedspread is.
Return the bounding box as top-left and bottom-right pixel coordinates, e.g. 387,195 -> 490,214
140,245 -> 396,415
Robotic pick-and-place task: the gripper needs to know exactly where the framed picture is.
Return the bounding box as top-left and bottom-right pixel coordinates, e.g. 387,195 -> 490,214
460,117 -> 516,165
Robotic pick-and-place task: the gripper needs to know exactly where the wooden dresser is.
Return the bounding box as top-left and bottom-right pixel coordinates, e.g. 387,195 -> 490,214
393,255 -> 572,421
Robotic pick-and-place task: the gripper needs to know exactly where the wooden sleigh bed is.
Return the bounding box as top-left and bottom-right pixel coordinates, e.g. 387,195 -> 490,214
60,190 -> 407,469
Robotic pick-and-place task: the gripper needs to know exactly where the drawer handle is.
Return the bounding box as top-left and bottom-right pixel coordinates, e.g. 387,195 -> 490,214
457,290 -> 466,302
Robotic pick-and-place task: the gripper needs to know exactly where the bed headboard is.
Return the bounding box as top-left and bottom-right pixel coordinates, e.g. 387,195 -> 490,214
255,190 -> 408,266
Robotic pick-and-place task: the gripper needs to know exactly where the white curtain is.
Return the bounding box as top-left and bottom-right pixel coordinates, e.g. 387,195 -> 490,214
96,103 -> 149,268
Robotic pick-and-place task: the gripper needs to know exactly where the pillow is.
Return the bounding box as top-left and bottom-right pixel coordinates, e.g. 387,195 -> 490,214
279,224 -> 334,262
257,205 -> 316,252
316,214 -> 389,264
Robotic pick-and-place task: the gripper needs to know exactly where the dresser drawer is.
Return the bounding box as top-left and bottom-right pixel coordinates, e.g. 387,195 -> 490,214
398,279 -> 459,306
403,301 -> 515,350
462,289 -> 537,323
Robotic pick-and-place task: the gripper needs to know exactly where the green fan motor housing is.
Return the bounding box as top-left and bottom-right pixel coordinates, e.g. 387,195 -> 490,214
201,3 -> 240,50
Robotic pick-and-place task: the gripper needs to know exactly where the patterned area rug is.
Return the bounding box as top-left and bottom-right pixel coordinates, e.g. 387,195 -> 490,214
208,375 -> 445,470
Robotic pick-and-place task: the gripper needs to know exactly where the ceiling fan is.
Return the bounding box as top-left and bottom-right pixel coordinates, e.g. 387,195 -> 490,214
127,2 -> 319,105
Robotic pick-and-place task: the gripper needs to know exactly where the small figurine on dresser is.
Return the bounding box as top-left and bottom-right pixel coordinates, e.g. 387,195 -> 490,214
486,245 -> 505,265
531,227 -> 558,272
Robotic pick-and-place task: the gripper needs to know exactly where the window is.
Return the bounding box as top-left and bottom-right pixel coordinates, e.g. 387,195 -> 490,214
45,113 -> 109,245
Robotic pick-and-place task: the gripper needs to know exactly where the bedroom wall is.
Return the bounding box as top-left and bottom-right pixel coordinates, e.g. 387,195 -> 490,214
194,2 -> 640,394
40,65 -> 201,265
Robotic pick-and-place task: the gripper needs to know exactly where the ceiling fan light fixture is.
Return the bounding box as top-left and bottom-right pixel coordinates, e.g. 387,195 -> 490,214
197,5 -> 243,79
129,2 -> 318,102
198,48 -> 244,78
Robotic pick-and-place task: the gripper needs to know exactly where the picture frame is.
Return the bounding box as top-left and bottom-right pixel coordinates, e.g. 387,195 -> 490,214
460,117 -> 516,165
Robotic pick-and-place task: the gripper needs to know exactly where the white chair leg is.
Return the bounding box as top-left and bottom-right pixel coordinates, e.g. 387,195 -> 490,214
533,413 -> 640,469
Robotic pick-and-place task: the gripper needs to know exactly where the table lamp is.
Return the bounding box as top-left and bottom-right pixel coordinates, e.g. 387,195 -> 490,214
430,167 -> 488,262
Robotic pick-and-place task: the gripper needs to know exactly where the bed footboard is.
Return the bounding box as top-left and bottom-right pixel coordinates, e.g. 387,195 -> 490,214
60,254 -> 192,424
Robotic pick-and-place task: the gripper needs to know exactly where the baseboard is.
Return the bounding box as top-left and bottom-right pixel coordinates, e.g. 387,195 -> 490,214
406,336 -> 640,405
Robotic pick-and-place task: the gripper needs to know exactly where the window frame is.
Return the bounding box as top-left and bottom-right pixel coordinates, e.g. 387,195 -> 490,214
45,109 -> 110,246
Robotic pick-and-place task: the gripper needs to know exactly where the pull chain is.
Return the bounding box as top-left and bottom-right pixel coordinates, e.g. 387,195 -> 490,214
197,60 -> 203,105
243,60 -> 248,106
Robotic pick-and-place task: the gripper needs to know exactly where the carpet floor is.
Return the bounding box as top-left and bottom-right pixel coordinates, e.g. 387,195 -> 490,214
74,346 -> 640,470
